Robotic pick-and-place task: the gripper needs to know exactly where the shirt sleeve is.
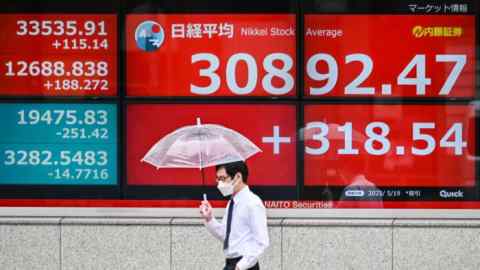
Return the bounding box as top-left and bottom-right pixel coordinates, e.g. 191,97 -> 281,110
236,202 -> 269,270
204,206 -> 227,242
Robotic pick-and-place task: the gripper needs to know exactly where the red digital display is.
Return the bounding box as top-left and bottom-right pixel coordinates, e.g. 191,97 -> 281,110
0,10 -> 478,210
127,104 -> 297,186
304,15 -> 475,97
304,104 -> 476,187
0,14 -> 117,96
126,14 -> 296,97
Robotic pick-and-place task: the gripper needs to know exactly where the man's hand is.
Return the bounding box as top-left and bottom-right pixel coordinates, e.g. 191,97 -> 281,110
199,200 -> 213,222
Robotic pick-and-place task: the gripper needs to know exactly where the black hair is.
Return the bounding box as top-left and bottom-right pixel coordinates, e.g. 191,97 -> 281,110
216,161 -> 249,184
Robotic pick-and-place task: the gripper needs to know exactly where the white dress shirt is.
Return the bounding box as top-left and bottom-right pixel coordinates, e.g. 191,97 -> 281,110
205,186 -> 269,270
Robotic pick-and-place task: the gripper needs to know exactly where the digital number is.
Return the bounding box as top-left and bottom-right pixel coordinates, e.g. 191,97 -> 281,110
364,122 -> 390,155
60,128 -> 109,140
305,122 -> 467,156
4,150 -> 52,166
5,61 -> 65,77
5,61 -> 108,77
71,61 -> 108,77
51,168 -> 109,180
17,109 -> 108,126
56,38 -> 109,50
59,150 -> 108,166
306,54 -> 466,96
3,150 -> 108,167
16,20 -> 107,36
44,79 -> 109,91
191,52 -> 294,95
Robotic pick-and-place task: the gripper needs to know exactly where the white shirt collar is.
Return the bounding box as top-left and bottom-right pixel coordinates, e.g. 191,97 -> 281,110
232,185 -> 250,203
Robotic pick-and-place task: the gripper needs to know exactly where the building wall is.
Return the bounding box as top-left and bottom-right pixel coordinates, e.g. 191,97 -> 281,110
1,217 -> 480,270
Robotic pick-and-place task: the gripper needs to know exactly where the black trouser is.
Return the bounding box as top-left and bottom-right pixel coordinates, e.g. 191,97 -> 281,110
223,257 -> 260,270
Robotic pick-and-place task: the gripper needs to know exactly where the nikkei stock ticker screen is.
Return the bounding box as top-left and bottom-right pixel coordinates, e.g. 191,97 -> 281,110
0,103 -> 117,185
0,0 -> 479,210
298,1 -> 479,209
0,14 -> 117,97
127,104 -> 296,187
0,5 -> 120,201
304,15 -> 475,98
126,14 -> 296,97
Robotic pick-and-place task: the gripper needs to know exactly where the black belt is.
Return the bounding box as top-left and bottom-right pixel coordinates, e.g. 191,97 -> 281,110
225,257 -> 260,269
226,257 -> 242,265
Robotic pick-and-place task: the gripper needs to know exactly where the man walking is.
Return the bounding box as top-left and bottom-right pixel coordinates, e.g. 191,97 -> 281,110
199,161 -> 269,270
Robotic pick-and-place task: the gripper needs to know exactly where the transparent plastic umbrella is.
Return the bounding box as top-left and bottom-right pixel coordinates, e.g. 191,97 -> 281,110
142,118 -> 261,184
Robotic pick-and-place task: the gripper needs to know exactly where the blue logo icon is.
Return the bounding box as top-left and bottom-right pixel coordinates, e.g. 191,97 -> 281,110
135,21 -> 165,52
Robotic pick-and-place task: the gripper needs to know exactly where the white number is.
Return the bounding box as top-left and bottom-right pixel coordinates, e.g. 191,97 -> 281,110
84,21 -> 96,36
5,61 -> 65,77
5,61 -> 15,76
16,20 -> 28,35
337,122 -> 359,154
59,151 -> 107,166
29,21 -> 40,35
53,62 -> 64,76
40,61 -> 53,76
28,61 -> 41,76
68,151 -> 82,165
262,53 -> 294,95
397,54 -> 432,95
84,62 -> 95,76
17,110 -> 27,125
28,150 -> 41,165
97,21 -> 107,36
84,111 -> 96,125
72,62 -> 83,77
440,123 -> 466,155
18,110 -> 73,125
97,151 -> 108,166
65,21 -> 77,36
411,122 -> 435,155
60,151 -> 71,165
436,54 -> 466,95
28,110 -> 40,124
65,110 -> 77,125
40,110 -> 53,125
226,53 -> 257,95
53,20 -> 64,35
307,53 -> 466,96
96,110 -> 108,125
4,150 -> 15,165
40,20 -> 53,36
306,53 -> 338,95
52,110 -> 65,125
191,53 -> 220,95
345,53 -> 374,95
71,61 -> 108,77
305,122 -> 329,155
100,169 -> 109,179
16,20 -> 80,36
364,122 -> 390,155
191,53 -> 294,95
3,150 -> 52,166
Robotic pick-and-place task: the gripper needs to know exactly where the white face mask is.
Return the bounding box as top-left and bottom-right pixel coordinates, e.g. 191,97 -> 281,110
217,178 -> 237,197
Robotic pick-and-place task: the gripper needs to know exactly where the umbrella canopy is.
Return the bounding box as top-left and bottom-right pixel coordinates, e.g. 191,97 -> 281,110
142,118 -> 261,169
